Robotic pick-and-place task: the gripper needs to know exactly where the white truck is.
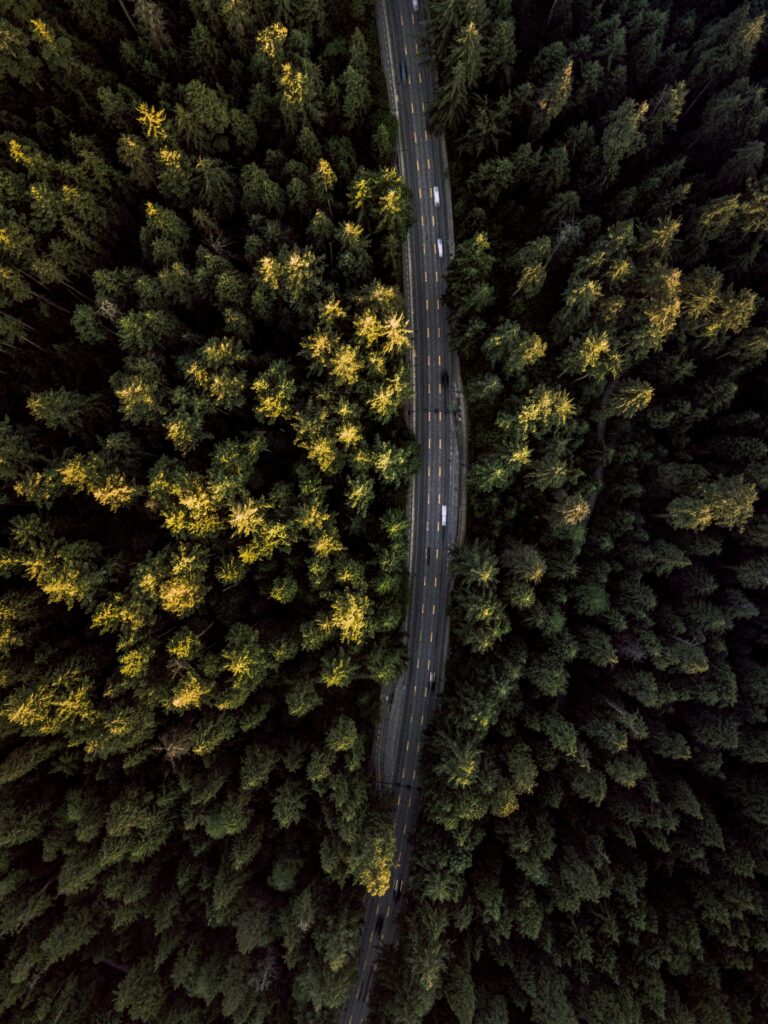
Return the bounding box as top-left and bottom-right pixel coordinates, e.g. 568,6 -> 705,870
441,504 -> 447,527
433,185 -> 440,206
437,237 -> 443,258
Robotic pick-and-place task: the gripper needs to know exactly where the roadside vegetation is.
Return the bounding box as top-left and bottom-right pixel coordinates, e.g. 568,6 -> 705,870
0,2 -> 413,1021
377,1 -> 768,1021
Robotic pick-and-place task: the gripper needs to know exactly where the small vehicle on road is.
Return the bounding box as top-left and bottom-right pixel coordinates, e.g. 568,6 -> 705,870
400,61 -> 408,83
375,913 -> 385,935
441,369 -> 449,386
441,504 -> 447,527
429,671 -> 437,692
426,546 -> 431,564
412,0 -> 419,9
437,237 -> 443,257
433,185 -> 440,206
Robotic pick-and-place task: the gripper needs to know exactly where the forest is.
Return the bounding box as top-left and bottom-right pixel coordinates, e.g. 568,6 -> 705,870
0,0 -> 414,1021
3,0 -> 768,1022
375,0 -> 768,1022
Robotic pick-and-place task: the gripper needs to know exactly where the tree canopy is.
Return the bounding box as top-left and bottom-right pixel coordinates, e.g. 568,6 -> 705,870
376,1 -> 768,1022
0,1 -> 412,1021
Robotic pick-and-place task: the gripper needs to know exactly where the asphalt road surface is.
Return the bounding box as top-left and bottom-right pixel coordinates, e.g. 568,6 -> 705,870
337,1 -> 463,1020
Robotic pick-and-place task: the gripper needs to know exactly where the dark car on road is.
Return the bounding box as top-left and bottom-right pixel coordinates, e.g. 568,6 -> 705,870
375,913 -> 385,934
400,61 -> 408,82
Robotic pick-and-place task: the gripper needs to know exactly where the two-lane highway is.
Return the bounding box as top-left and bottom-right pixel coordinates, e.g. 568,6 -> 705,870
338,1 -> 465,1020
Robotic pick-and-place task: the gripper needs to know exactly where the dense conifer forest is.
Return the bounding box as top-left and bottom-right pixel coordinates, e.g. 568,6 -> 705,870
376,1 -> 768,1022
0,1 -> 413,1021
3,0 -> 768,1022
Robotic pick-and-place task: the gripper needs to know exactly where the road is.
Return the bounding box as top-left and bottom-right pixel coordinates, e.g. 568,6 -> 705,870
338,0 -> 464,1020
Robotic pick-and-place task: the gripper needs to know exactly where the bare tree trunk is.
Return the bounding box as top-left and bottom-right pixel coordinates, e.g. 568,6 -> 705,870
93,957 -> 130,974
116,0 -> 138,32
585,377 -> 619,523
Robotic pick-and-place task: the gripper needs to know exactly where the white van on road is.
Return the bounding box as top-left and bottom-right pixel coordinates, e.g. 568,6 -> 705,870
441,504 -> 447,527
437,238 -> 443,258
432,185 -> 440,206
